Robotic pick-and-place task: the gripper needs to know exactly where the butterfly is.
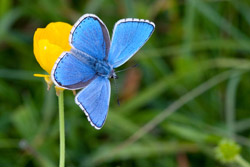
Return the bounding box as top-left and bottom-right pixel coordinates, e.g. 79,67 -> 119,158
51,14 -> 155,129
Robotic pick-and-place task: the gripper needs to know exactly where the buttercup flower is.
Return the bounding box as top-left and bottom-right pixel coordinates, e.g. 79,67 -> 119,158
33,22 -> 72,89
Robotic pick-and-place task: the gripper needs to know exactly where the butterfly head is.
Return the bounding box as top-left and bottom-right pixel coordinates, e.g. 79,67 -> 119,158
109,69 -> 118,79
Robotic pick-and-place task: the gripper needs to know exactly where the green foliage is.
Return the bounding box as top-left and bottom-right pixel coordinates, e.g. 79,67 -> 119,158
0,0 -> 250,166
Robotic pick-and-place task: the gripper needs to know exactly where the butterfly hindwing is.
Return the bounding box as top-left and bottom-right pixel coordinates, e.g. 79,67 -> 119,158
70,14 -> 110,60
75,77 -> 111,129
108,19 -> 155,68
51,52 -> 96,90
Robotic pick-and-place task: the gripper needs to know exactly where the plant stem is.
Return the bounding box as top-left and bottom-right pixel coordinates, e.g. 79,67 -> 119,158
236,156 -> 250,167
225,71 -> 241,139
58,90 -> 65,167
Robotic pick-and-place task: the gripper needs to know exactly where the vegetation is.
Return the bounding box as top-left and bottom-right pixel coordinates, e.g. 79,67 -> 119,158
0,0 -> 250,166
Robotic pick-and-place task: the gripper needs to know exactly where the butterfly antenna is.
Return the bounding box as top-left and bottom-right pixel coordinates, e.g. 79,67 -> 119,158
113,77 -> 120,106
115,64 -> 139,73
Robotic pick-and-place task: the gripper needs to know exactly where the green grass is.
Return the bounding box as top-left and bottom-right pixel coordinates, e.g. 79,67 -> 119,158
0,0 -> 250,166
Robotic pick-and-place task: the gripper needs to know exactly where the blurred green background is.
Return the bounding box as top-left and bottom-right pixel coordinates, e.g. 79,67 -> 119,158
1,0 -> 250,166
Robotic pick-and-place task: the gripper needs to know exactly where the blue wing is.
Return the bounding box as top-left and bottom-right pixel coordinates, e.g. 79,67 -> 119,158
108,19 -> 155,68
70,14 -> 110,60
75,77 -> 110,129
51,52 -> 96,90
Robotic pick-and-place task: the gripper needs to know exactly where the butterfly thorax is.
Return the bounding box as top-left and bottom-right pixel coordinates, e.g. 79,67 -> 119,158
70,48 -> 115,78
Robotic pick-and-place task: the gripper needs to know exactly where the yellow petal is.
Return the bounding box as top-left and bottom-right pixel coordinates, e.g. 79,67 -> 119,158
37,39 -> 64,73
40,22 -> 72,50
33,22 -> 72,74
33,28 -> 45,69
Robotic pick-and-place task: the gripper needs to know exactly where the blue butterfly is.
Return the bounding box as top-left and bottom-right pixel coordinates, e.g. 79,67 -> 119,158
51,14 -> 155,129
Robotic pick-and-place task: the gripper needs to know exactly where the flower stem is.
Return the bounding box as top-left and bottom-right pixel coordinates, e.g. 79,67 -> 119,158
58,90 -> 65,167
235,156 -> 250,167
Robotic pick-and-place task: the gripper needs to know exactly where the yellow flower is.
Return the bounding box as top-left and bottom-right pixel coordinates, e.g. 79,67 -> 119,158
33,22 -> 72,89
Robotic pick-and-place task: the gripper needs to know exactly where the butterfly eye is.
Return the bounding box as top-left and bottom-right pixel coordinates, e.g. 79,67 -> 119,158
111,75 -> 118,79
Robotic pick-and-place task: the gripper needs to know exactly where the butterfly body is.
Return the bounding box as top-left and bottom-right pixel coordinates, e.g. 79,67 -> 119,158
70,47 -> 114,78
52,14 -> 155,129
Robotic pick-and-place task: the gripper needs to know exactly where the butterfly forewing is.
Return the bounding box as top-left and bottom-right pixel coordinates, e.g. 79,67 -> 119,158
70,14 -> 110,60
108,19 -> 155,68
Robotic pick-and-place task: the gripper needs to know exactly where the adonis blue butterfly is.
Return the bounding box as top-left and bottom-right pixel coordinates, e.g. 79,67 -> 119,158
51,14 -> 155,129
